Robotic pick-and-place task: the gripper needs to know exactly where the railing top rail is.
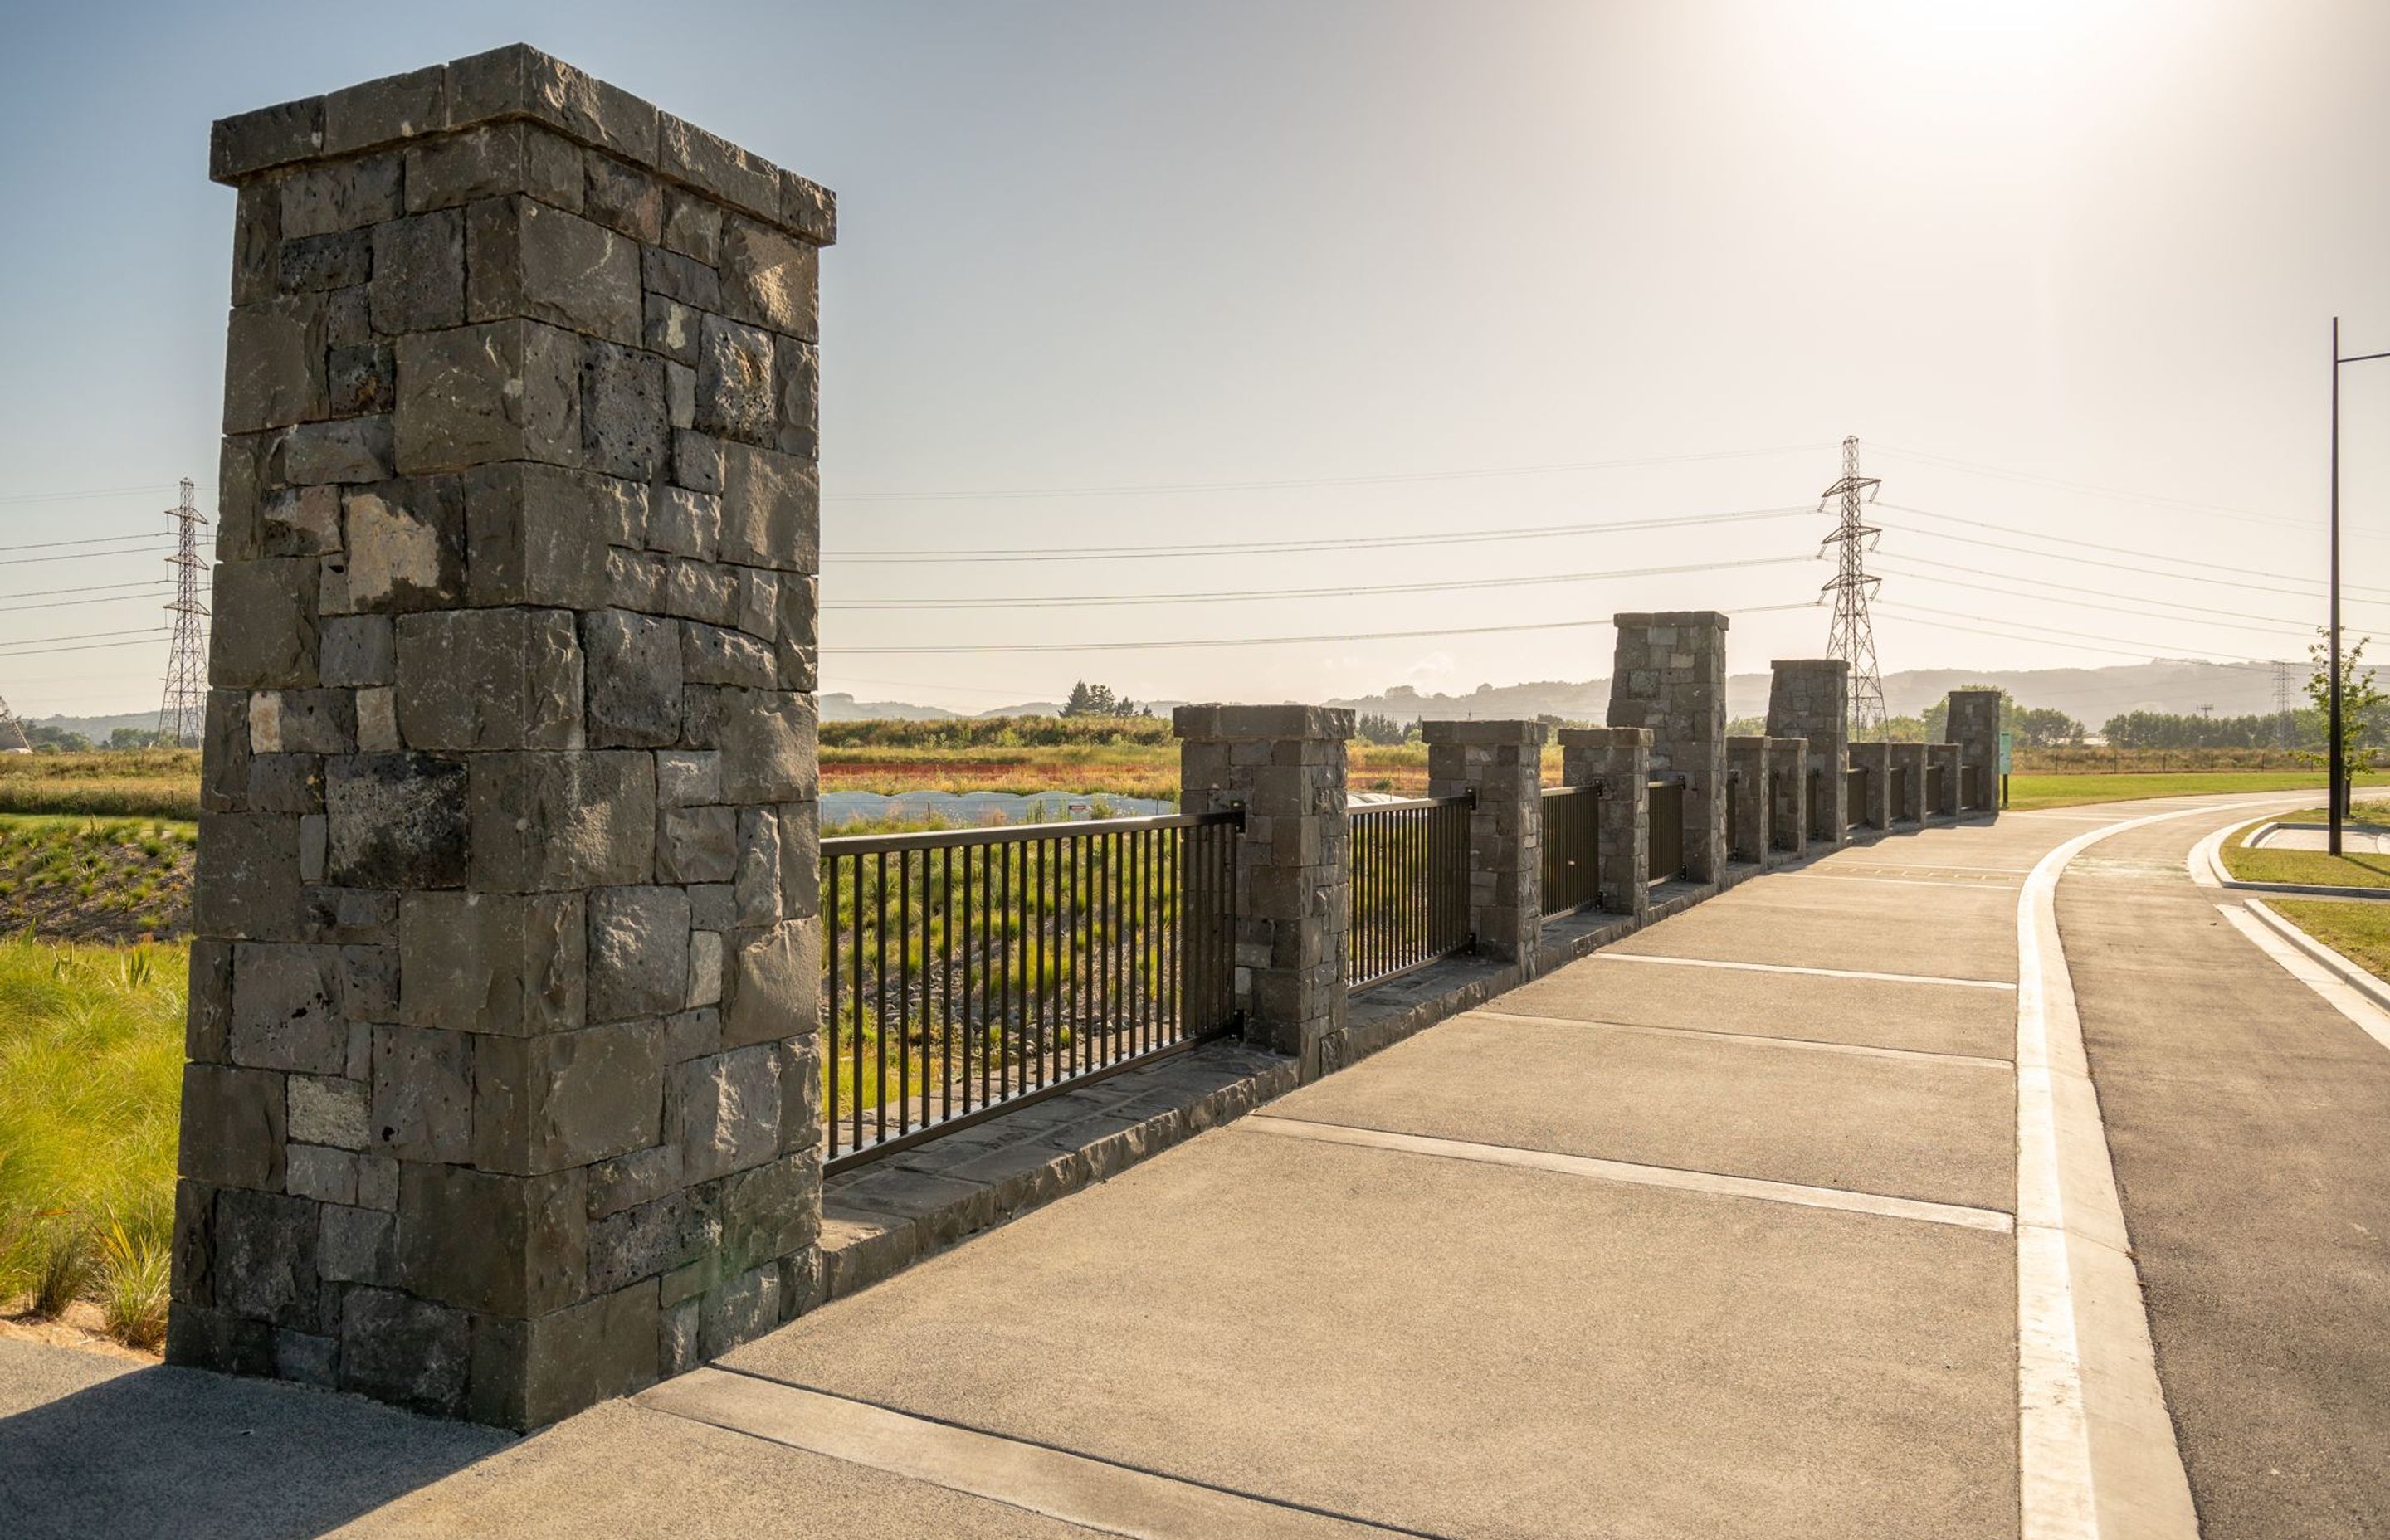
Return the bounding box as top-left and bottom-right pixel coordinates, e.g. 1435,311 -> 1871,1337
1646,772 -> 1689,789
1346,793 -> 1475,815
1540,784 -> 1599,798
824,807 -> 1241,855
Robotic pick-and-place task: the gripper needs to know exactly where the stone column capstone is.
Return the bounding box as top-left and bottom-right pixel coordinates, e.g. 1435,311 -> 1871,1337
174,45 -> 831,1429
1174,705 -> 1351,1079
1607,612 -> 1728,883
1766,660 -> 1849,848
1945,690 -> 2002,814
1424,719 -> 1547,971
1558,727 -> 1650,921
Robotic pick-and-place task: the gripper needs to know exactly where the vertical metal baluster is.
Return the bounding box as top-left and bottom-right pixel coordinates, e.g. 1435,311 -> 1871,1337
941,845 -> 954,1124
825,851 -> 840,1159
997,842 -> 1011,1106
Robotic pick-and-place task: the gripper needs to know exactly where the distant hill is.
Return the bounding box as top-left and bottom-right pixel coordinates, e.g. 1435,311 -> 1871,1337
25,711 -> 164,744
818,693 -> 958,723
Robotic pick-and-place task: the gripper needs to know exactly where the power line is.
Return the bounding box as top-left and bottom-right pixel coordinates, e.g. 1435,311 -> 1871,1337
827,504 -> 1819,563
0,484 -> 198,508
822,444 -> 1828,504
1870,443 -> 2341,535
1876,602 -> 2280,666
1871,556 -> 2321,636
823,601 -> 1819,655
1880,502 -> 2390,598
0,633 -> 169,660
824,553 -> 1812,612
0,626 -> 175,650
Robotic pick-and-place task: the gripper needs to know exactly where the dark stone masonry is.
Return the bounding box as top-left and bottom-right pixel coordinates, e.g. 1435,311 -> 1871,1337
172,46 -> 832,1430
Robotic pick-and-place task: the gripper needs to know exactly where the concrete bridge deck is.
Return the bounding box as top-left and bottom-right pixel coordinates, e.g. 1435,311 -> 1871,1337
7,790 -> 2388,1537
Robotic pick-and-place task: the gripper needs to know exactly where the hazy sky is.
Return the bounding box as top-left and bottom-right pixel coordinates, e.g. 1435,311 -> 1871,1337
3,0 -> 2387,717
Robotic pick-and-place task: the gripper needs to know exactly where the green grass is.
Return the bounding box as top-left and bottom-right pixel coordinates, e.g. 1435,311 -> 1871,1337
2269,898 -> 2390,985
2217,805 -> 2390,890
0,934 -> 184,1348
2002,771 -> 2383,811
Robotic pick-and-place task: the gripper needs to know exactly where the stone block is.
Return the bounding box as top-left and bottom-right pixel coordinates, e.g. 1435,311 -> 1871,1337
278,413 -> 392,485
719,217 -> 817,339
733,808 -> 780,925
579,339 -> 670,481
463,463 -> 612,610
447,44 -> 660,162
322,63 -> 448,155
475,1019 -> 666,1176
368,1023 -> 475,1161
368,208 -> 466,334
588,885 -> 692,1023
280,154 -> 402,238
606,548 -> 667,612
181,1064 -> 287,1192
587,1187 -> 715,1296
211,96 -> 325,183
700,1263 -> 779,1357
656,751 -> 722,807
289,1074 -> 369,1148
649,487 -> 721,561
778,170 -> 836,246
588,1143 -> 683,1220
774,335 -> 818,460
393,319 -> 582,474
509,1279 -> 661,1429
397,1162 -> 586,1318
249,690 -> 354,754
319,1201 -> 393,1284
671,429 -> 725,494
584,153 -> 662,242
404,121 -> 582,213
470,751 -> 656,890
664,560 -> 740,625
193,814 -> 305,942
326,340 -> 397,417
692,687 -> 815,802
324,752 -> 471,888
277,229 -> 371,293
340,1285 -> 470,1416
582,609 -> 685,748
286,1143 -> 358,1205
394,607 -> 583,750
694,314 -> 774,446
657,111 -> 778,220
228,943 -> 346,1075
356,689 -> 398,751
210,559 -> 319,689
672,1044 -> 780,1184
187,938 -> 233,1061
398,890 -> 585,1036
721,919 -> 817,1050
339,476 -> 467,612
466,196 -> 641,348
319,616 -> 396,687
658,804 -> 736,884
214,1188 -> 319,1328
683,621 -> 774,688
660,187 -> 722,263
776,802 -> 818,921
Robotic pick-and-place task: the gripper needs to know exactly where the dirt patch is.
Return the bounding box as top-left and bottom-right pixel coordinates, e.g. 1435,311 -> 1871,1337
0,818 -> 194,943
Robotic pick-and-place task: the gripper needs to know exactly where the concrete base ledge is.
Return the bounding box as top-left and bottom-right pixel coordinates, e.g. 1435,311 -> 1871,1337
816,1041 -> 1299,1307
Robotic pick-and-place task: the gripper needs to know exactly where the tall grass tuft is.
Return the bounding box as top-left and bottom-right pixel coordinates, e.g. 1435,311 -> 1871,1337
0,933 -> 185,1342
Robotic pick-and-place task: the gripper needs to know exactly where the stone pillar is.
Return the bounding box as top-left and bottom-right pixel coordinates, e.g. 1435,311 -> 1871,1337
1927,742 -> 1960,818
1946,690 -> 2002,814
174,46 -> 832,1429
1559,727 -> 1650,922
1724,736 -> 1771,865
1766,660 -> 1849,848
1175,705 -> 1350,1079
1891,742 -> 1927,823
1848,743 -> 1892,830
1607,612 -> 1728,882
1767,736 -> 1808,853
1424,720 -> 1546,970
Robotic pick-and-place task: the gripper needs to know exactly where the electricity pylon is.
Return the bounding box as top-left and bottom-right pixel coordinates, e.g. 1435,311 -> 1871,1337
158,478 -> 208,747
1820,436 -> 1886,738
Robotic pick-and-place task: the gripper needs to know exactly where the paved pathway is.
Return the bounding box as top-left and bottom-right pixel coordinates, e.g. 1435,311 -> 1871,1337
6,792 -> 2386,1537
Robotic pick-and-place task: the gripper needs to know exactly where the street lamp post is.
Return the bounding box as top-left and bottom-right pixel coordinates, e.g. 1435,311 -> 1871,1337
2333,319 -> 2390,857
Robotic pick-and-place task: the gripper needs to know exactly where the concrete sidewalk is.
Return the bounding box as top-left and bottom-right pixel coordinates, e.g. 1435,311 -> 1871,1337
6,791 -> 2378,1537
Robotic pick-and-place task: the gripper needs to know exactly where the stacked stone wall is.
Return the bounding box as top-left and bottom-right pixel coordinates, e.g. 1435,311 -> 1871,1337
174,46 -> 830,1428
1426,720 -> 1545,967
1607,612 -> 1728,881
1766,660 -> 1849,846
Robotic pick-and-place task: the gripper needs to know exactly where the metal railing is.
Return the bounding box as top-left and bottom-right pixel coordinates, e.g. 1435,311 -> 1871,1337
1809,765 -> 1830,841
1724,772 -> 1743,861
1846,765 -> 1868,829
1647,778 -> 1685,880
1348,793 -> 1473,989
821,811 -> 1241,1171
1890,763 -> 1910,822
1960,763 -> 1983,809
1926,763 -> 1947,813
1540,785 -> 1601,915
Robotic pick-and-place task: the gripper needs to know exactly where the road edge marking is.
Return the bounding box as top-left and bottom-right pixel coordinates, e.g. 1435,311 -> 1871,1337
1470,1006 -> 2014,1069
1244,1114 -> 2014,1232
2016,804 -> 2255,1539
2222,901 -> 2390,1054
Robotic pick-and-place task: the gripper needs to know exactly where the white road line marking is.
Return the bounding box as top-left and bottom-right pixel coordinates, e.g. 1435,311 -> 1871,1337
1783,873 -> 2022,891
2221,902 -> 2390,1055
1825,860 -> 2040,875
639,1368 -> 1424,1539
1593,952 -> 2017,991
1243,1114 -> 2014,1233
2014,804 -> 2241,1539
1470,1007 -> 2014,1070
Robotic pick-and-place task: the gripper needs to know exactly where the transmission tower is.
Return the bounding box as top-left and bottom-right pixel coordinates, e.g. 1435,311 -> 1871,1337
1819,435 -> 1887,738
0,690 -> 28,753
2275,660 -> 2298,750
158,478 -> 208,747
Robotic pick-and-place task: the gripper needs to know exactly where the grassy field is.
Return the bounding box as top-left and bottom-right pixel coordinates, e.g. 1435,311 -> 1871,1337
0,934 -> 183,1349
2267,898 -> 2390,984
2217,804 -> 2390,890
0,750 -> 199,821
0,815 -> 196,943
2000,771 -> 2378,811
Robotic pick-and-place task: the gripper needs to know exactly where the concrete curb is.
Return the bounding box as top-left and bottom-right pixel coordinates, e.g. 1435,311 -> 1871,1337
2189,816 -> 2390,902
2241,897 -> 2390,1018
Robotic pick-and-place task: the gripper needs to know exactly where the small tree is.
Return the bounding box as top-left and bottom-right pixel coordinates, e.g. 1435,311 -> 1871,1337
2300,629 -> 2390,812
1059,680 -> 1138,718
